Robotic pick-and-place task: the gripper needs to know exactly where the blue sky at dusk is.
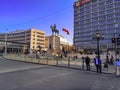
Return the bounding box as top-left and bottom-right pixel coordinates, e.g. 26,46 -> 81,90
0,0 -> 74,44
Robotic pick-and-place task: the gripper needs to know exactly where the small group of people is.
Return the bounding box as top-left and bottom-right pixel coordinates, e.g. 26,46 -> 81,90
106,55 -> 114,65
84,56 -> 102,73
84,55 -> 120,76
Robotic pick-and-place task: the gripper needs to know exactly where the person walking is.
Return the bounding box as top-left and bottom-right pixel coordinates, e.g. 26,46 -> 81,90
114,58 -> 120,76
94,56 -> 102,73
85,56 -> 90,70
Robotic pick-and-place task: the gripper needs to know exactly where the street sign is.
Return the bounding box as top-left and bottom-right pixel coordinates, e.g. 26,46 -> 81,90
117,38 -> 120,45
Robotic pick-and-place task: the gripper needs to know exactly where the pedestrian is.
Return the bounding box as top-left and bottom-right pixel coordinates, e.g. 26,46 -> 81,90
110,55 -> 114,65
82,56 -> 85,69
106,55 -> 109,64
114,58 -> 120,76
94,56 -> 102,73
85,56 -> 90,70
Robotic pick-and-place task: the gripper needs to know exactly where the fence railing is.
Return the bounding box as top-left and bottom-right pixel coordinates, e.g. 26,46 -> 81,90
2,53 -> 115,74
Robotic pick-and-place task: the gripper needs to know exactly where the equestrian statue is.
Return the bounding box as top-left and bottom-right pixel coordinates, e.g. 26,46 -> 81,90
50,24 -> 59,35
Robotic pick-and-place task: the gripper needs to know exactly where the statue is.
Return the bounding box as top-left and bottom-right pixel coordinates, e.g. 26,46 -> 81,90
50,24 -> 59,35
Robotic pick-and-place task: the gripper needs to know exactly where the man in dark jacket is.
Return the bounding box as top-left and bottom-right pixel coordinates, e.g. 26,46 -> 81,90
94,56 -> 102,73
85,56 -> 90,70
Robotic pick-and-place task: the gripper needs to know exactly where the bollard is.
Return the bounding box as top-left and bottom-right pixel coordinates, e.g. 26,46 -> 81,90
56,57 -> 58,66
68,57 -> 70,67
82,58 -> 85,69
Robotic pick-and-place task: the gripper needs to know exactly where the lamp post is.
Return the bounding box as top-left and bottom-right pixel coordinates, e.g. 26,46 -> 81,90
113,23 -> 119,59
92,30 -> 104,59
5,31 -> 8,56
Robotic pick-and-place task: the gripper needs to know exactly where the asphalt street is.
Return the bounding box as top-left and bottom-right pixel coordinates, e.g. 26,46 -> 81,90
0,58 -> 120,90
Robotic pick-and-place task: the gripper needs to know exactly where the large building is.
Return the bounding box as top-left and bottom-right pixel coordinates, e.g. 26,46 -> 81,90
73,0 -> 120,53
0,28 -> 45,53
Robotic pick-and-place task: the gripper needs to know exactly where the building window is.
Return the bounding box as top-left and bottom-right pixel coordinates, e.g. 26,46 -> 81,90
107,19 -> 114,24
106,5 -> 113,9
115,8 -> 120,12
92,8 -> 98,13
107,14 -> 114,19
92,17 -> 98,22
99,25 -> 106,29
99,20 -> 106,25
106,9 -> 113,14
92,4 -> 97,8
114,0 -> 120,2
92,13 -> 98,17
99,11 -> 106,16
99,6 -> 105,11
115,3 -> 120,7
106,0 -> 113,4
107,24 -> 114,29
115,13 -> 120,18
99,16 -> 106,20
99,2 -> 105,7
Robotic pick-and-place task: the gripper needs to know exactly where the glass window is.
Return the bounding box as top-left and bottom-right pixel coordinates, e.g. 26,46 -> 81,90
106,5 -> 113,9
99,11 -> 106,16
85,11 -> 91,14
99,20 -> 106,25
80,16 -> 84,20
116,18 -> 120,23
99,6 -> 105,11
85,15 -> 91,19
92,4 -> 97,8
107,19 -> 114,24
85,6 -> 91,10
92,0 -> 97,3
115,3 -> 120,7
106,9 -> 113,14
115,8 -> 120,13
86,19 -> 91,23
107,24 -> 114,29
86,23 -> 91,27
92,26 -> 98,30
92,8 -> 98,13
99,2 -> 105,6
92,13 -> 98,17
106,0 -> 113,4
80,8 -> 84,12
114,0 -> 120,2
115,13 -> 120,18
107,14 -> 114,19
99,16 -> 106,20
92,17 -> 98,21
99,25 -> 106,29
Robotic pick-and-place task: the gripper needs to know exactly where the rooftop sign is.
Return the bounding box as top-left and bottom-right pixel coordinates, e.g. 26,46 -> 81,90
74,0 -> 91,8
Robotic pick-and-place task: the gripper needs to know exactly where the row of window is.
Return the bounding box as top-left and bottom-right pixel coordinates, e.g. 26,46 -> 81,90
74,0 -> 120,9
75,11 -> 120,20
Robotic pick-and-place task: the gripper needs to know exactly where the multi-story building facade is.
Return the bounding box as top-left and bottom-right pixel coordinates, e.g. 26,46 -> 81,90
0,28 -> 45,53
74,0 -> 120,53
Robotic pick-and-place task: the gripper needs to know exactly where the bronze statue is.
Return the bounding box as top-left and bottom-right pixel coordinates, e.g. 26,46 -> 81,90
50,24 -> 59,35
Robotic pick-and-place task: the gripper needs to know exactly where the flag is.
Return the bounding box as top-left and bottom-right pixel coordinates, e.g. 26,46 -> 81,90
62,28 -> 70,35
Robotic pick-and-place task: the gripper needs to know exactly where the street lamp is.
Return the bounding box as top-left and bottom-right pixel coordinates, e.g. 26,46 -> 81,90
113,23 -> 119,59
92,30 -> 104,59
5,31 -> 8,56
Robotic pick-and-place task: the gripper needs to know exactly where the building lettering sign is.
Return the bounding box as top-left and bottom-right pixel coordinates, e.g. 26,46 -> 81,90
74,0 -> 91,8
